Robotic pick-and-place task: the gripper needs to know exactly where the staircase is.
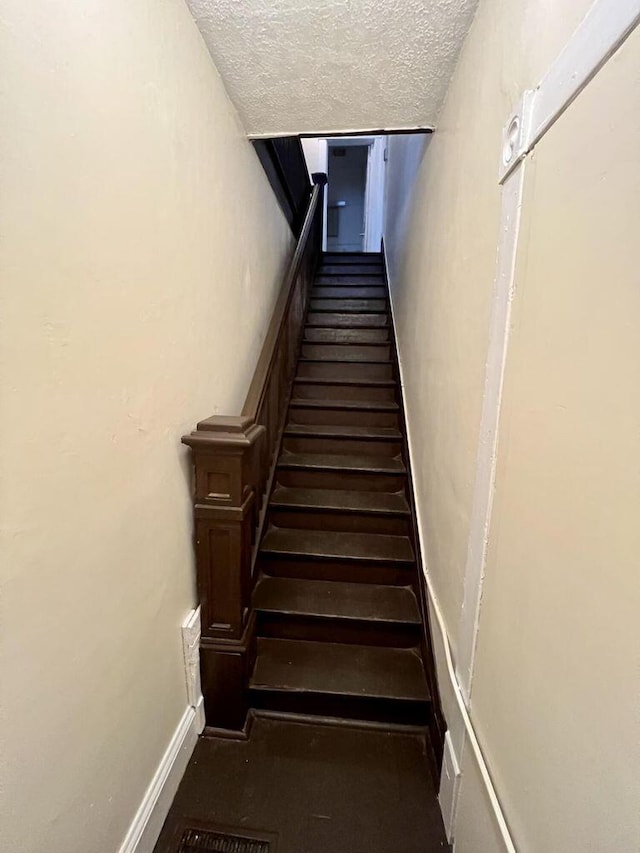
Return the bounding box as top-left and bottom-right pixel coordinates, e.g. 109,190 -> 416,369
248,252 -> 432,727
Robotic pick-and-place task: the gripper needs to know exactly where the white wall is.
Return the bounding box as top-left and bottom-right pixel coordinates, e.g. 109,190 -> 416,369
301,138 -> 329,178
0,2 -> 292,852
384,0 -> 640,849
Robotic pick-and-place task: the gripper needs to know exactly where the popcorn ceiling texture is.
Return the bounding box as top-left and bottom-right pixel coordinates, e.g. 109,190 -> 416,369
186,0 -> 479,136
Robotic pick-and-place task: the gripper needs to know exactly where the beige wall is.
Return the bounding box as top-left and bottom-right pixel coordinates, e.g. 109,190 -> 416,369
384,0 -> 595,647
384,0 -> 639,850
0,2 -> 292,852
469,32 -> 640,851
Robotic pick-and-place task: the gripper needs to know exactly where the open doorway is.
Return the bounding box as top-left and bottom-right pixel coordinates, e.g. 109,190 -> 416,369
326,144 -> 368,252
301,136 -> 387,253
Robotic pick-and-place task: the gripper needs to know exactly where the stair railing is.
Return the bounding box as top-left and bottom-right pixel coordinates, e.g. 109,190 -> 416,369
182,172 -> 327,732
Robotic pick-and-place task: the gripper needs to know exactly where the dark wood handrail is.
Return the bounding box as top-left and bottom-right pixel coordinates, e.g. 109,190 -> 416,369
243,177 -> 324,419
181,172 -> 326,733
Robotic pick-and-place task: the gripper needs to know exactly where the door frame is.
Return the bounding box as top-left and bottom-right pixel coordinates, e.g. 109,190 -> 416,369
322,136 -> 387,252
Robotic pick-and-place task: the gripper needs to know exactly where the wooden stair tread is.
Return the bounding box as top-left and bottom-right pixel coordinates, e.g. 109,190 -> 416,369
321,255 -> 382,267
253,576 -> 420,623
293,376 -> 395,388
300,344 -> 390,363
304,328 -> 388,344
277,451 -> 405,474
270,485 -> 409,515
289,398 -> 398,411
312,290 -> 386,302
251,638 -> 429,702
306,312 -> 389,328
319,265 -> 383,275
312,282 -> 387,292
310,299 -> 387,313
285,422 -> 400,437
260,527 -> 414,563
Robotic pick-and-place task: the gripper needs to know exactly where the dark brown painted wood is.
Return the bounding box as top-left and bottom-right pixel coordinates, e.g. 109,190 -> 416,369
295,359 -> 393,381
303,326 -> 389,343
181,176 -> 326,731
314,275 -> 387,285
153,717 -> 449,853
260,527 -> 414,564
319,263 -> 383,273
312,285 -> 387,298
309,297 -> 387,313
181,241 -> 445,767
297,126 -> 434,137
253,137 -> 312,234
251,638 -> 428,699
305,311 -> 389,327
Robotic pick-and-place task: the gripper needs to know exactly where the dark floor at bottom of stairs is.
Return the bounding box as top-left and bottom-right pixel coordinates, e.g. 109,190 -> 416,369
153,716 -> 450,853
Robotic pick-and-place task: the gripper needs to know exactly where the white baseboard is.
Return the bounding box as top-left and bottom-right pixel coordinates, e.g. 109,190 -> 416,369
439,731 -> 462,843
118,698 -> 204,853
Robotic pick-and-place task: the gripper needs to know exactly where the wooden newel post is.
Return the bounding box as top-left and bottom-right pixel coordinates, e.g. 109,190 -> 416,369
182,415 -> 264,733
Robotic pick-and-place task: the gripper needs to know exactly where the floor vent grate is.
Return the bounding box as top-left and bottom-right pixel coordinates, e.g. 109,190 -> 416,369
178,827 -> 272,853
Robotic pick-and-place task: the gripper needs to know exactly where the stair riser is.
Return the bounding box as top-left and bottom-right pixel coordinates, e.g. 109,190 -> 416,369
312,286 -> 387,299
322,253 -> 382,261
260,557 -> 414,585
288,407 -> 399,427
292,382 -> 396,403
267,507 -> 411,536
300,343 -> 391,362
276,467 -> 405,491
297,361 -> 394,381
256,612 -> 420,647
282,435 -> 401,457
310,299 -> 387,314
319,265 -> 384,275
315,276 -> 385,285
249,689 -> 430,727
306,312 -> 389,329
304,327 -> 390,344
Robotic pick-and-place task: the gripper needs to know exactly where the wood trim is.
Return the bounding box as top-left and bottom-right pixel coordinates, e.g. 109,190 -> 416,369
249,127 -> 435,140
456,161 -> 527,703
381,240 -> 446,778
500,0 -> 640,182
253,137 -> 312,233
182,175 -> 326,732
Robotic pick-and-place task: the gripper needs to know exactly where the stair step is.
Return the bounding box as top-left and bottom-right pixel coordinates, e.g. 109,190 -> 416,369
322,253 -> 382,263
270,485 -> 409,515
313,286 -> 386,299
253,576 -> 420,624
277,451 -> 405,474
288,399 -> 398,427
304,327 -> 389,344
310,299 -> 387,314
284,422 -> 401,440
293,375 -> 394,388
296,361 -> 393,382
306,312 -> 389,328
292,381 -> 395,404
315,277 -> 385,287
319,265 -> 383,275
260,527 -> 413,564
268,485 -> 409,535
282,422 -> 403,457
250,638 -> 429,702
300,343 -> 390,363
290,398 -> 397,412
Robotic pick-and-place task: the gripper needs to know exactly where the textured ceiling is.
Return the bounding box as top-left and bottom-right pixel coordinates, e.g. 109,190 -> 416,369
186,0 -> 479,136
